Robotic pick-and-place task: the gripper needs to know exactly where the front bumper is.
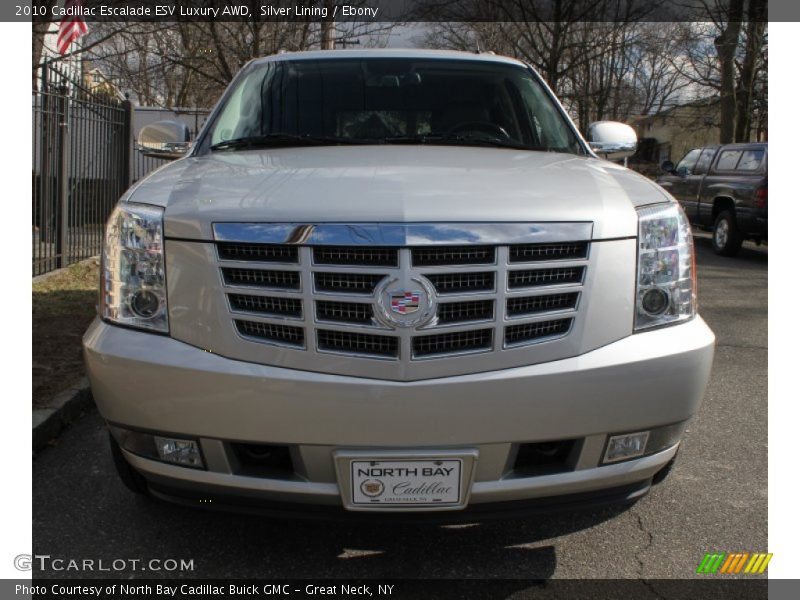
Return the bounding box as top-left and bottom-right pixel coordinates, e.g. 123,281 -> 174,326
84,316 -> 714,513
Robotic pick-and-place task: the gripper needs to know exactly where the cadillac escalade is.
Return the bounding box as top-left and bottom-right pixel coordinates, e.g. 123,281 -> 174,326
83,49 -> 715,518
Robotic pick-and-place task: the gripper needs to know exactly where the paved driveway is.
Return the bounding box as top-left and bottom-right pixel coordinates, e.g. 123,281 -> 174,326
32,234 -> 767,581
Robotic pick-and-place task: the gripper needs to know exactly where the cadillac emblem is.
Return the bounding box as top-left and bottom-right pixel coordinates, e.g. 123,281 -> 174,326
360,479 -> 385,498
390,291 -> 421,315
375,275 -> 436,328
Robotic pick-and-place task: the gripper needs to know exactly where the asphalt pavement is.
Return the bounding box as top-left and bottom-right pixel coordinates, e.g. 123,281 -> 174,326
32,233 -> 768,582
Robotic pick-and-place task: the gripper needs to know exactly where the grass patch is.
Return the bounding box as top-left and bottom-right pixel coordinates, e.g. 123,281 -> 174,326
33,261 -> 99,409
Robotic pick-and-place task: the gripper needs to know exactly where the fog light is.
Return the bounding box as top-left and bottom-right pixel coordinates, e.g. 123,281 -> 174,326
154,436 -> 203,468
603,432 -> 649,463
641,288 -> 669,315
130,289 -> 161,318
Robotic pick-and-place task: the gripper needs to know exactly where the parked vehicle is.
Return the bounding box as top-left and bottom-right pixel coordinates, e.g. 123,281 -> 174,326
83,50 -> 714,519
657,143 -> 767,256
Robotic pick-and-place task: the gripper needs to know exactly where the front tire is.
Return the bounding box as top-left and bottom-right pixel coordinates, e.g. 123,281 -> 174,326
108,432 -> 150,495
712,210 -> 743,256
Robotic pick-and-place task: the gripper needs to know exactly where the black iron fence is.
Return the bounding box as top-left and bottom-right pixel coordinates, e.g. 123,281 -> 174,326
32,62 -> 214,276
32,62 -> 130,276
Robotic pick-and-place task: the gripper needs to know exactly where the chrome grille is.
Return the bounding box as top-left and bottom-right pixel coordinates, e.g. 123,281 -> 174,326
412,246 -> 495,266
318,330 -> 398,358
316,300 -> 373,324
218,243 -> 298,263
509,242 -> 588,263
426,272 -> 495,294
413,329 -> 493,357
508,267 -> 584,289
438,300 -> 494,324
314,246 -> 398,267
235,320 -> 304,347
213,227 -> 590,367
229,294 -> 302,318
222,268 -> 300,290
507,292 -> 579,317
314,272 -> 385,294
505,318 -> 573,346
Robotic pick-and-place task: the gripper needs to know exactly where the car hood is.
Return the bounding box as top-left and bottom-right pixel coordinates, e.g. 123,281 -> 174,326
126,146 -> 672,240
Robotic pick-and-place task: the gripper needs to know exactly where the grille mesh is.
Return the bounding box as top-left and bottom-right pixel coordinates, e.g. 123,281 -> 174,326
318,330 -> 398,357
438,300 -> 494,324
314,272 -> 385,294
509,242 -> 588,263
217,243 -> 298,263
508,267 -> 584,289
505,319 -> 572,346
507,293 -> 579,317
316,300 -> 373,324
426,272 -> 494,294
412,246 -> 495,266
222,268 -> 300,290
229,294 -> 302,318
314,246 -> 398,267
236,320 -> 304,346
413,329 -> 493,357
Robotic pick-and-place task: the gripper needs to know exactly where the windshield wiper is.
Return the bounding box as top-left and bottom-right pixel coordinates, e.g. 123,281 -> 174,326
210,133 -> 372,151
383,134 -> 446,144
384,134 -> 537,151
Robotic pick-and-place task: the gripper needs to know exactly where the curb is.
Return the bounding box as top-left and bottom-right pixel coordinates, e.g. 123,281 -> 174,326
32,378 -> 94,453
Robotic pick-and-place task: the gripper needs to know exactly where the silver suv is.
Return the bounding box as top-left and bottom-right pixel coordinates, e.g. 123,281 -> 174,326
84,50 -> 714,517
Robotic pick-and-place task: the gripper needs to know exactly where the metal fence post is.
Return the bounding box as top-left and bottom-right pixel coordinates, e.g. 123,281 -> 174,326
55,84 -> 69,269
121,97 -> 133,191
37,64 -> 50,250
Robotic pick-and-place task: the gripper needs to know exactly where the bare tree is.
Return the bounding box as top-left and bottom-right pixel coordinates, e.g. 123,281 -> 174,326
714,0 -> 745,143
419,18 -> 694,132
32,0 -> 58,76
85,17 -> 395,107
669,0 -> 767,142
630,24 -> 695,116
419,0 -> 766,142
735,0 -> 767,141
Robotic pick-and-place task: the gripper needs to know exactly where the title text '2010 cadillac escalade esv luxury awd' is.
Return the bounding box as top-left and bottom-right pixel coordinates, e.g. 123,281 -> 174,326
83,50 -> 715,519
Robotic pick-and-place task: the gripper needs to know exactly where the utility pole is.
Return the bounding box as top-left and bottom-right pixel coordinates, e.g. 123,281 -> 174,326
321,0 -> 335,49
321,22 -> 335,49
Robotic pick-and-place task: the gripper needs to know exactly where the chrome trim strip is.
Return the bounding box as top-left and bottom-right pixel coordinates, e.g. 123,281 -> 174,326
212,222 -> 594,246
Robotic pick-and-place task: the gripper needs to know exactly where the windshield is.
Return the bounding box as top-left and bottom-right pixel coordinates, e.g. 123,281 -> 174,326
206,58 -> 584,154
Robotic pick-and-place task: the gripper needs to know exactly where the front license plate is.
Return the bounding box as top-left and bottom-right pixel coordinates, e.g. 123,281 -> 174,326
350,459 -> 462,506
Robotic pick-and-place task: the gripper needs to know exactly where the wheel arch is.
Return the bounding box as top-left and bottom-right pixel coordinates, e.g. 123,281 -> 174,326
712,196 -> 736,220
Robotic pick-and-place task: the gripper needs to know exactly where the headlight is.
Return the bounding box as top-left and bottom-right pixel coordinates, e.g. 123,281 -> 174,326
101,203 -> 168,333
635,203 -> 696,331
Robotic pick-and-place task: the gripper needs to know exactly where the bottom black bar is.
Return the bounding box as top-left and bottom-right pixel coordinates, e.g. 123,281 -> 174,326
5,578 -> 773,600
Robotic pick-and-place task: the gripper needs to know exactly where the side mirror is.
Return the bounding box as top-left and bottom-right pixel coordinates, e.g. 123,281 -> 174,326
137,120 -> 191,160
661,160 -> 675,173
587,121 -> 637,160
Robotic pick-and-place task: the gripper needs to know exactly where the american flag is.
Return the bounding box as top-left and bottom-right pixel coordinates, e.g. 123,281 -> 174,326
57,0 -> 89,56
